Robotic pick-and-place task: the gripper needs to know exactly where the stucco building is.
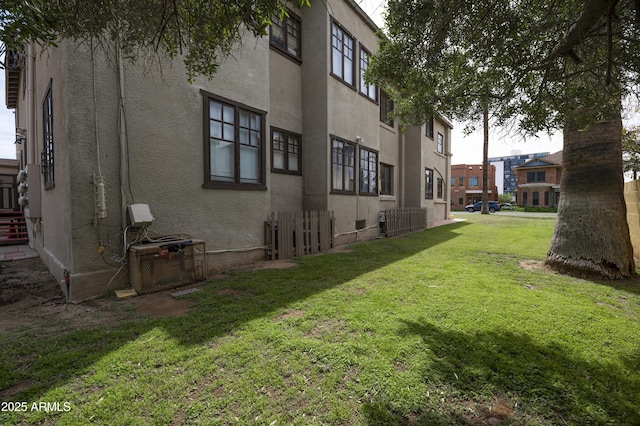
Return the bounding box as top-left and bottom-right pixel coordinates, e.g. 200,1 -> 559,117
514,151 -> 562,208
5,0 -> 452,301
450,164 -> 498,210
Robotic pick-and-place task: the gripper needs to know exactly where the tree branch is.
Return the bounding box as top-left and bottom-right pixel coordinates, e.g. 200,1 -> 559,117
542,0 -> 614,65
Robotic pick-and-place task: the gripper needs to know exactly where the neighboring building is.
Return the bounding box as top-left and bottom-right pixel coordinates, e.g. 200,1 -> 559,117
5,0 -> 452,301
489,151 -> 550,194
450,164 -> 498,210
0,158 -> 19,211
514,151 -> 562,208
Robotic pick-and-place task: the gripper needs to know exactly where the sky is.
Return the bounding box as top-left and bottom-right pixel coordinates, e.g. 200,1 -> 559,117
0,75 -> 17,160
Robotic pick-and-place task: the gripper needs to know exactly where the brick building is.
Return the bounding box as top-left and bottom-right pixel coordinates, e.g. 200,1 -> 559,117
514,151 -> 562,208
450,164 -> 499,210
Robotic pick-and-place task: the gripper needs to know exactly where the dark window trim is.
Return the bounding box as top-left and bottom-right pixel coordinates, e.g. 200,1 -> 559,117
42,79 -> 54,190
201,89 -> 267,190
269,10 -> 302,64
425,116 -> 434,139
526,170 -> 546,183
359,43 -> 378,104
380,163 -> 393,196
437,177 -> 443,199
330,135 -> 357,195
437,132 -> 444,154
270,126 -> 302,175
330,18 -> 357,90
379,90 -> 394,127
359,145 -> 379,196
425,167 -> 434,200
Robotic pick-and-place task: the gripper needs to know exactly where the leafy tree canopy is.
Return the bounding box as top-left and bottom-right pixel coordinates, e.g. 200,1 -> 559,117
1,0 -> 309,80
369,0 -> 640,134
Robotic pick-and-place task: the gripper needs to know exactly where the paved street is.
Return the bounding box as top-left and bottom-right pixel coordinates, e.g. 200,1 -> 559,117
453,210 -> 558,219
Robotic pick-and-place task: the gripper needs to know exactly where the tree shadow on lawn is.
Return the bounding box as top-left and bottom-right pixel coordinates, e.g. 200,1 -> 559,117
1,222 -> 471,405
361,319 -> 640,425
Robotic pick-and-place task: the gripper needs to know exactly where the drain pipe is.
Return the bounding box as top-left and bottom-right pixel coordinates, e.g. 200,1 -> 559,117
117,43 -> 134,231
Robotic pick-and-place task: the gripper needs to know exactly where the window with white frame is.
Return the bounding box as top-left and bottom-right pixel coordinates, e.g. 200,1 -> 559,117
331,20 -> 355,87
203,91 -> 265,188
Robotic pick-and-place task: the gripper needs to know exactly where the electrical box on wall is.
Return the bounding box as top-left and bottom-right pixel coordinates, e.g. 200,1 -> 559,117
128,203 -> 154,227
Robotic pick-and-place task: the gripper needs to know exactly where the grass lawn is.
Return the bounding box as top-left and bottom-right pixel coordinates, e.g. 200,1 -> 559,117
1,214 -> 639,425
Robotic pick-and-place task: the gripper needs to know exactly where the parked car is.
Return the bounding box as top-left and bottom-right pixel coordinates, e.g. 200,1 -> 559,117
501,202 -> 514,210
465,201 -> 502,213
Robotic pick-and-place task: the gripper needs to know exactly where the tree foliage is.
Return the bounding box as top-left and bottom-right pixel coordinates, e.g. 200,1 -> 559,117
369,0 -> 640,133
0,0 -> 310,80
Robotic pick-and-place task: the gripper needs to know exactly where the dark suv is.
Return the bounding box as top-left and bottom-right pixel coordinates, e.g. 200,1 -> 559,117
465,201 -> 501,213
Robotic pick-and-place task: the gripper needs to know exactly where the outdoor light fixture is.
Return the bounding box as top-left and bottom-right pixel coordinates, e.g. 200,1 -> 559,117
15,128 -> 26,144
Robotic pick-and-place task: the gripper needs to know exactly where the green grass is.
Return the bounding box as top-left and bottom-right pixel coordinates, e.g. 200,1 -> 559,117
2,214 -> 640,425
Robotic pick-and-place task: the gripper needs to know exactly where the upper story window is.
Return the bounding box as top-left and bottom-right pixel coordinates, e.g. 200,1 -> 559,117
203,91 -> 265,189
270,11 -> 301,62
527,171 -> 546,182
271,128 -> 301,174
359,147 -> 378,195
42,80 -> 54,189
331,136 -> 356,193
458,176 -> 464,186
469,176 -> 479,187
380,90 -> 394,126
331,20 -> 355,87
425,116 -> 434,139
359,45 -> 377,102
437,132 -> 444,154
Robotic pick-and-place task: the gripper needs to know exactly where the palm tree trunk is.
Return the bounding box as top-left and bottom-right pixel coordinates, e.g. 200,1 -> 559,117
481,101 -> 489,214
545,110 -> 635,279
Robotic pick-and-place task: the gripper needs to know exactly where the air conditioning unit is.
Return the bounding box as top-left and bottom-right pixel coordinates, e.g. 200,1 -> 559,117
129,239 -> 206,294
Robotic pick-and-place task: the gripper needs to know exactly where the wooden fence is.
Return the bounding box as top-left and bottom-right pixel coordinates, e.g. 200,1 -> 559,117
382,208 -> 428,237
265,210 -> 335,260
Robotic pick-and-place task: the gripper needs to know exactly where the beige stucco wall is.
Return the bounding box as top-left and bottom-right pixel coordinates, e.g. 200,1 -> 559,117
269,41 -> 304,212
397,118 -> 452,226
14,43 -> 76,298
26,34 -> 275,301
301,4 -> 330,212
624,180 -> 640,260
10,0 -> 451,301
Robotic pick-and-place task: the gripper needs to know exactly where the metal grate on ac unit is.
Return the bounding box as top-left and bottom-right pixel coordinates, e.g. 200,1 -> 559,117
129,239 -> 206,295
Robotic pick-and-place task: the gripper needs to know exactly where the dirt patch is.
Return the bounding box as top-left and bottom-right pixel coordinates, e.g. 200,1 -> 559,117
519,259 -> 554,274
133,292 -> 197,318
0,257 -> 64,305
213,288 -> 253,298
275,310 -> 305,321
